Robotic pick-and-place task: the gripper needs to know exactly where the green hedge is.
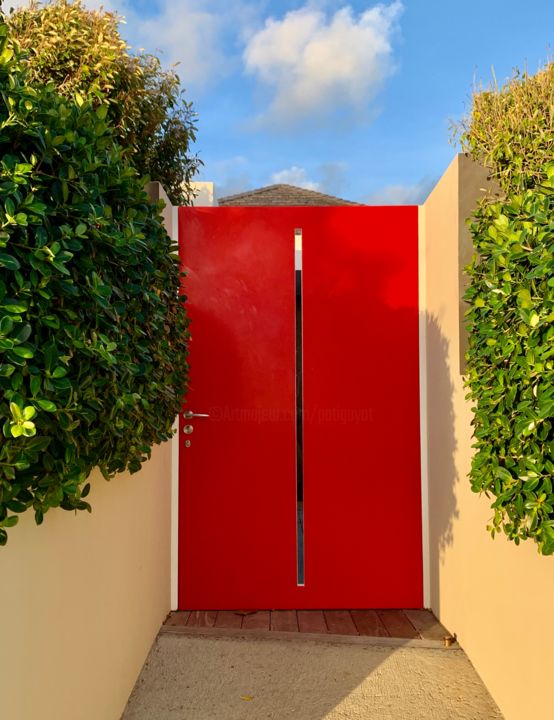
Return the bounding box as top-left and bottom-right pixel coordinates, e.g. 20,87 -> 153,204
461,64 -> 554,554
0,23 -> 189,544
7,0 -> 202,205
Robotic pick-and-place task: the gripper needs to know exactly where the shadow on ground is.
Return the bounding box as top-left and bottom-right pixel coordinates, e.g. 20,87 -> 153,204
122,632 -> 503,720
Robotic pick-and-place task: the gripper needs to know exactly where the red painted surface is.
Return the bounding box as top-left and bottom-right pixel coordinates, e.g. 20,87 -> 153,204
178,208 -> 297,609
178,206 -> 422,609
301,207 -> 422,608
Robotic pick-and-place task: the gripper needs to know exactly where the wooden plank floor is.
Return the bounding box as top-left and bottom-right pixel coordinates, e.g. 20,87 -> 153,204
165,609 -> 448,641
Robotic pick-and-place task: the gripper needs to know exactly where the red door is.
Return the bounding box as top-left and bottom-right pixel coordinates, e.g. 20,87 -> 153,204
178,206 -> 421,609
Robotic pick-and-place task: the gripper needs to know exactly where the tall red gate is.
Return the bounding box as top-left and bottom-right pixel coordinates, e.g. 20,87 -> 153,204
178,206 -> 422,609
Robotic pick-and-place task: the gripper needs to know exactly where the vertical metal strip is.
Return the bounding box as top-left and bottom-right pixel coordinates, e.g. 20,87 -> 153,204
295,228 -> 305,586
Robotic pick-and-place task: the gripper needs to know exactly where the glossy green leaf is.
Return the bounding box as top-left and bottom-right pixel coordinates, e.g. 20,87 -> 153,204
461,62 -> 554,555
36,399 -> 57,412
0,254 -> 20,271
0,19 -> 189,544
12,345 -> 34,358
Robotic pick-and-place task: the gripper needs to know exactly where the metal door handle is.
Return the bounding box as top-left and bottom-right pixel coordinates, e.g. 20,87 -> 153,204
184,411 -> 210,419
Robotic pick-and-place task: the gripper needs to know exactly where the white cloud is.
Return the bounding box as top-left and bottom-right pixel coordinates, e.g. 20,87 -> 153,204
210,159 -> 351,200
269,162 -> 353,196
215,174 -> 252,200
3,0 -> 32,10
208,156 -> 253,200
129,1 -> 231,87
243,2 -> 403,127
118,0 -> 262,89
318,161 -> 348,195
3,0 -> 118,14
271,166 -> 320,190
77,0 -> 119,11
5,0 -> 246,89
367,178 -> 436,205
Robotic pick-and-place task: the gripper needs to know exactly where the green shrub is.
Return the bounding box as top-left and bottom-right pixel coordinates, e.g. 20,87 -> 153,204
458,64 -> 554,194
8,0 -> 201,205
0,22 -> 189,544
460,63 -> 554,554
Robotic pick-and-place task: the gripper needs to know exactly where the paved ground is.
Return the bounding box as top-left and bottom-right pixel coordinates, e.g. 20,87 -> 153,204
122,631 -> 503,720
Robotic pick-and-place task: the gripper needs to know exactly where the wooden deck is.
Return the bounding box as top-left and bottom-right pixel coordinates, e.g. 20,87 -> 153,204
164,609 -> 448,642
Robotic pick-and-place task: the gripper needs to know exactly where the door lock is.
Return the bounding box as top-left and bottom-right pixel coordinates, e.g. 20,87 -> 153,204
183,424 -> 194,435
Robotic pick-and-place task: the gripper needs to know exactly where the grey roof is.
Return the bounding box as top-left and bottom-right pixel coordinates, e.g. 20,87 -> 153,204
217,184 -> 360,206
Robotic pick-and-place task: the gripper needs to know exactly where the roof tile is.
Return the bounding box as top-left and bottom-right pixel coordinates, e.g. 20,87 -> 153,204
218,183 -> 360,206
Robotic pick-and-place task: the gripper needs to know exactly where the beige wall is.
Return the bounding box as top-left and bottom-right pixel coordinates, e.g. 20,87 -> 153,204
424,154 -> 554,720
0,183 -> 175,720
191,181 -> 215,206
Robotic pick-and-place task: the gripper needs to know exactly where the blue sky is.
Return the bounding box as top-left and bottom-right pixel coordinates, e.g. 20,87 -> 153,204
11,0 -> 554,202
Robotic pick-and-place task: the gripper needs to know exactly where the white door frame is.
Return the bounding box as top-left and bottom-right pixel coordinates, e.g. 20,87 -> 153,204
418,205 -> 431,608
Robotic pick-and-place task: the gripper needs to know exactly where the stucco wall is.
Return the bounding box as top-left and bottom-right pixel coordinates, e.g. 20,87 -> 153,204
0,183 -> 175,720
424,154 -> 554,720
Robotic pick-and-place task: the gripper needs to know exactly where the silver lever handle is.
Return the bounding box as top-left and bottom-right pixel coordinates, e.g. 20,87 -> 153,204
184,411 -> 210,419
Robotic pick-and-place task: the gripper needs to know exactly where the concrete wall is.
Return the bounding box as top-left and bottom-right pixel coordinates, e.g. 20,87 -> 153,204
190,181 -> 215,206
424,154 -> 554,720
0,183 -> 176,720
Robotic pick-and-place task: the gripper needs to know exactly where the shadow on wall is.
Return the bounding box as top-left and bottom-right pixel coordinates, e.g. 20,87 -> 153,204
426,313 -> 459,617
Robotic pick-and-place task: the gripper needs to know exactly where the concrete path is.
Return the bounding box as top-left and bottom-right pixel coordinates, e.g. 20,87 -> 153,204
122,631 -> 503,720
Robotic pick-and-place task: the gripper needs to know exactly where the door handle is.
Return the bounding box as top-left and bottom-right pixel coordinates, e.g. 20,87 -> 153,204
184,411 -> 210,419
